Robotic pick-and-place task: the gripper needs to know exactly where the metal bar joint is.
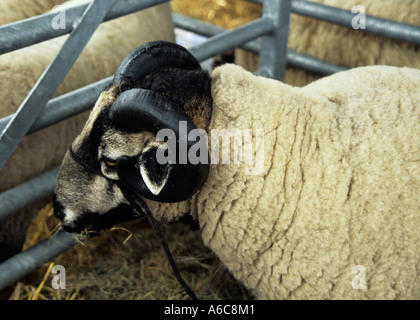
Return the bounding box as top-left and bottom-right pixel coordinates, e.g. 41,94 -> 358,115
259,0 -> 292,80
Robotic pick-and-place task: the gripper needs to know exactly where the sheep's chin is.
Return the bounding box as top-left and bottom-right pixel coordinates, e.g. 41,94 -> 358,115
60,204 -> 139,234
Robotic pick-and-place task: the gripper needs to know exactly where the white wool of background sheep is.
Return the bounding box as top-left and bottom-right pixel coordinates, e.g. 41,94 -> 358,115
0,0 -> 175,261
196,64 -> 420,299
0,0 -> 68,25
235,0 -> 420,87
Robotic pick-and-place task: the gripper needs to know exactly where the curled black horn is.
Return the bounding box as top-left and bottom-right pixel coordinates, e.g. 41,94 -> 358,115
109,88 -> 194,133
110,88 -> 209,203
113,41 -> 201,84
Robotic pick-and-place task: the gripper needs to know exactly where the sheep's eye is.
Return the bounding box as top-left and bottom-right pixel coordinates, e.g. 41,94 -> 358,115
105,159 -> 117,167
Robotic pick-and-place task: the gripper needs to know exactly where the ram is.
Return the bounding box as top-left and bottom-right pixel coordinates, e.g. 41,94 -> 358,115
0,1 -> 175,261
53,41 -> 420,299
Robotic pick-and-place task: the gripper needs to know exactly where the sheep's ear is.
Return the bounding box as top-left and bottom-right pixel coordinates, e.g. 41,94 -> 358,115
116,155 -> 149,195
113,41 -> 201,84
138,142 -> 172,196
117,152 -> 209,203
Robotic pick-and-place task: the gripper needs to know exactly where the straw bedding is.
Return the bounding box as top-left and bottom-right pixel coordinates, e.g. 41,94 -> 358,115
7,202 -> 250,300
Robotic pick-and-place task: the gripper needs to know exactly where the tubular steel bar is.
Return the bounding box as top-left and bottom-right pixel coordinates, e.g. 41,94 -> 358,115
188,16 -> 275,62
291,0 -> 420,45
0,230 -> 87,290
0,0 -> 117,172
259,0 -> 292,80
287,50 -> 348,75
0,77 -> 112,136
0,167 -> 59,222
0,0 -> 170,55
173,13 -> 347,76
173,13 -> 260,55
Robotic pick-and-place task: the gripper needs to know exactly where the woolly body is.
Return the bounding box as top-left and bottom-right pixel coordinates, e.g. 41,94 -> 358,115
193,64 -> 420,299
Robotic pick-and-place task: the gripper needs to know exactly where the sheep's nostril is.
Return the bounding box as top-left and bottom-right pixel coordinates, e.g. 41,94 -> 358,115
52,194 -> 65,221
54,208 -> 65,221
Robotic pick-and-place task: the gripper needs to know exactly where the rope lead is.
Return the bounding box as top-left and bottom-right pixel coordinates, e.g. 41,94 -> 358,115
121,186 -> 198,300
69,146 -> 197,299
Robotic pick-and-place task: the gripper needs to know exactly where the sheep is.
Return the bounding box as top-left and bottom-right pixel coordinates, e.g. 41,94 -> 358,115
235,0 -> 420,87
53,41 -> 420,299
0,1 -> 175,261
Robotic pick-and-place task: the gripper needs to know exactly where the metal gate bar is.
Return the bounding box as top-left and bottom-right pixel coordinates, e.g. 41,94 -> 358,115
0,168 -> 60,221
189,16 -> 275,62
0,230 -> 86,290
173,13 -> 348,76
258,0 -> 291,79
172,14 -> 261,55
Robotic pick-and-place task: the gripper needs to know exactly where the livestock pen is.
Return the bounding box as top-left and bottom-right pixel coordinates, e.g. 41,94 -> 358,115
0,0 -> 419,299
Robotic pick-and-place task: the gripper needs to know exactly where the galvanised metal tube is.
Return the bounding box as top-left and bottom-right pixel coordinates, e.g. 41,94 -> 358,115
174,13 -> 346,76
254,67 -> 272,78
0,230 -> 86,290
259,0 -> 292,80
291,0 -> 420,45
172,13 -> 223,38
173,13 -> 261,54
0,167 -> 59,222
189,16 -> 275,62
287,49 -> 348,75
0,77 -> 112,136
0,0 -> 171,55
0,0 -> 117,172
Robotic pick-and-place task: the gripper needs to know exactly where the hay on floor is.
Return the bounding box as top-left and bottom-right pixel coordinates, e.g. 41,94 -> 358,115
9,203 -> 251,300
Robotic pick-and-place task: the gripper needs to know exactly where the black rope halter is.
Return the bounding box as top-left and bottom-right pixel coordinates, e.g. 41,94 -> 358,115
68,146 -> 198,300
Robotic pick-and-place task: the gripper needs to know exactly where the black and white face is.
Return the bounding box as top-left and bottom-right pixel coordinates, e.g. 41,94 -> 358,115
53,88 -> 168,233
53,41 -> 212,233
52,149 -> 133,233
